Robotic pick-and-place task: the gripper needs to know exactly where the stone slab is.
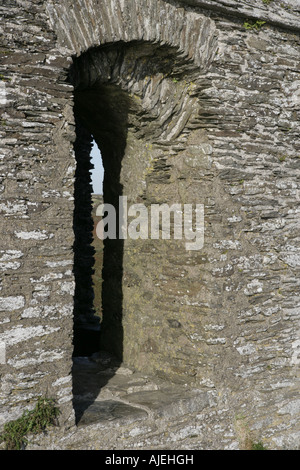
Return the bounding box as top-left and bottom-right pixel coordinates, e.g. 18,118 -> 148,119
123,389 -> 210,419
76,400 -> 148,427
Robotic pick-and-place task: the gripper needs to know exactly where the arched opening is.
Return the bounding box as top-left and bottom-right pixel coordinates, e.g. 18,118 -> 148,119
91,141 -> 104,331
72,122 -> 100,358
72,136 -> 105,358
70,76 -> 130,422
68,40 -> 201,423
72,81 -> 129,358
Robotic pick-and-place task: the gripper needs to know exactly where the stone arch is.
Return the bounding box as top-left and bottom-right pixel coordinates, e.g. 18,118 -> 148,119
1,0 -> 300,448
69,38 -> 209,362
45,0 -> 220,368
46,0 -> 218,70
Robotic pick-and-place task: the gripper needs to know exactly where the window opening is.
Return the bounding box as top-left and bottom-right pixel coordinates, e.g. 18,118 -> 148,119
72,125 -> 101,359
90,140 -> 104,195
71,81 -> 127,423
91,140 -> 104,343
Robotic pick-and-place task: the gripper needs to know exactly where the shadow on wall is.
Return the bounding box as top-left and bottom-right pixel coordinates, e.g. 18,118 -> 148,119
71,82 -> 129,422
72,120 -> 98,355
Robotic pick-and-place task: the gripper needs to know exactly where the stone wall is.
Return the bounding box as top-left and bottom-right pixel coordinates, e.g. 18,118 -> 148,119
0,0 -> 76,429
0,0 -> 299,449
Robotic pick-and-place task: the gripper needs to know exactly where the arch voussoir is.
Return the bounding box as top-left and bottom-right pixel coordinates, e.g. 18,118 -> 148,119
46,0 -> 218,71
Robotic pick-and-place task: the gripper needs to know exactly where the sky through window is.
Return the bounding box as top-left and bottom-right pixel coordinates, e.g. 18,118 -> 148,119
90,140 -> 104,194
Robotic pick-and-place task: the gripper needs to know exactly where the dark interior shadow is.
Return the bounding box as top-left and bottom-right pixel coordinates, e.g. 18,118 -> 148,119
71,82 -> 129,424
72,119 -> 99,353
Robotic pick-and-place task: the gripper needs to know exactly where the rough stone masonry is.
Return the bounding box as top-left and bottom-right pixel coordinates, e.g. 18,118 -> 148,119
0,0 -> 300,450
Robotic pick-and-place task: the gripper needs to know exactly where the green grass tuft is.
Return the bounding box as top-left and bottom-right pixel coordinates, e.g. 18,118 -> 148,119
243,20 -> 266,30
252,441 -> 268,450
0,397 -> 60,450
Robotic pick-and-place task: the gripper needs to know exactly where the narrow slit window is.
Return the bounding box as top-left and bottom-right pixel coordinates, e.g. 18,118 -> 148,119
90,139 -> 104,195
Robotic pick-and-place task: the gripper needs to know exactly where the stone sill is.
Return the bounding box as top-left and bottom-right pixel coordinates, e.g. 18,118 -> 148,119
25,355 -> 213,450
73,355 -> 210,428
